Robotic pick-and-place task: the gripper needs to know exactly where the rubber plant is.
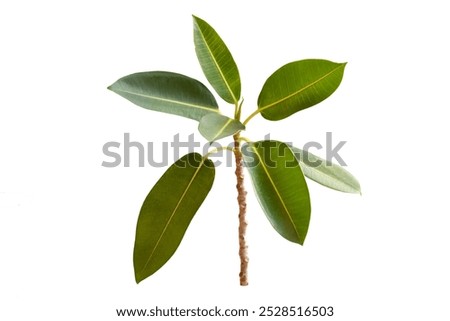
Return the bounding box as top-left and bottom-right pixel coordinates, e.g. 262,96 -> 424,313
108,16 -> 360,286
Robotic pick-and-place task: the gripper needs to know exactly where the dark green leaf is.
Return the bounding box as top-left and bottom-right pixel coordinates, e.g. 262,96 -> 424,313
108,71 -> 219,121
291,146 -> 361,194
133,153 -> 215,283
242,141 -> 311,244
198,113 -> 245,142
193,15 -> 241,104
258,59 -> 346,120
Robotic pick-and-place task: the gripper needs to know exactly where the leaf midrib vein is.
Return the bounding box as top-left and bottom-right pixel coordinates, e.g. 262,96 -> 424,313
140,157 -> 205,275
302,164 -> 358,192
259,64 -> 344,113
251,144 -> 301,241
211,118 -> 233,141
115,88 -> 219,112
195,21 -> 237,103
295,148 -> 358,192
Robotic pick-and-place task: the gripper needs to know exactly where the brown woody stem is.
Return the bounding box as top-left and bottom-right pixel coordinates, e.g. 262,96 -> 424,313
233,133 -> 248,286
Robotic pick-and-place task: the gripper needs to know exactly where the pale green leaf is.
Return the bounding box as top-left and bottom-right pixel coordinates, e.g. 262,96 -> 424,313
291,146 -> 361,194
242,141 -> 310,244
133,153 -> 215,283
258,59 -> 346,120
108,71 -> 219,121
193,15 -> 241,104
198,113 -> 245,142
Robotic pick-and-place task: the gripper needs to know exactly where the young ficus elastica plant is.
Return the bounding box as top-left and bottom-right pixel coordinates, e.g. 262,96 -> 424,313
108,15 -> 361,286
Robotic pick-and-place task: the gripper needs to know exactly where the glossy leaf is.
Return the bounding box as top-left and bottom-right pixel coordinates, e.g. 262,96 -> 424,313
291,146 -> 361,194
242,141 -> 310,244
258,59 -> 346,120
193,15 -> 241,104
133,153 -> 215,283
108,71 -> 219,121
198,113 -> 245,142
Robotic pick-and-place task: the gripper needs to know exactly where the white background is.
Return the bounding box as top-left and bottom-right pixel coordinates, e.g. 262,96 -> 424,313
1,0 -> 449,320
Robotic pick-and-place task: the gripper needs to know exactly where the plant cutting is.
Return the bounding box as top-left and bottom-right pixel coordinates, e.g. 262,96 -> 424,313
108,15 -> 360,286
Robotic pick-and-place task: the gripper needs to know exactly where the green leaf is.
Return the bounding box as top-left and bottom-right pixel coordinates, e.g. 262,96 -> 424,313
242,141 -> 311,244
198,113 -> 245,142
291,146 -> 361,194
133,153 -> 215,283
193,15 -> 241,104
258,59 -> 346,120
108,71 -> 219,121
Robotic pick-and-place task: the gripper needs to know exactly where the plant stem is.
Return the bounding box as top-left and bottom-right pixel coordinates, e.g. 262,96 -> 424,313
233,133 -> 248,286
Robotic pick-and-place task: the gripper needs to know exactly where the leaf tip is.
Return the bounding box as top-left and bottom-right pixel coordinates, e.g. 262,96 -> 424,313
107,82 -> 118,92
353,179 -> 362,195
134,273 -> 142,284
192,14 -> 201,25
298,232 -> 307,246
